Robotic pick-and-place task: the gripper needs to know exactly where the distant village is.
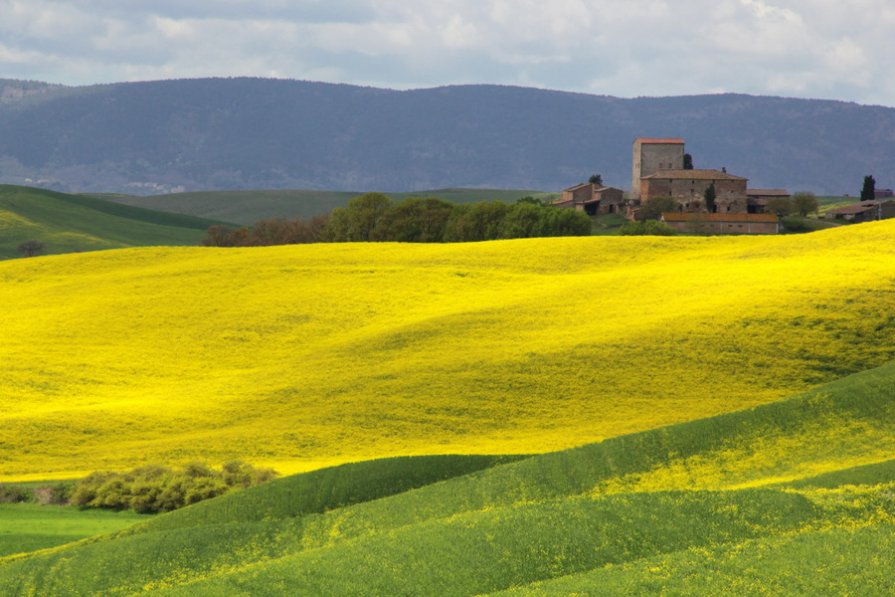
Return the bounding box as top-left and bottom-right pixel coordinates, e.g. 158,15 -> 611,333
555,137 -> 895,234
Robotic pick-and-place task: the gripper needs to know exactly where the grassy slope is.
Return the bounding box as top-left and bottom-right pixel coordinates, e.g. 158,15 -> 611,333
0,185 -> 224,259
0,504 -> 145,558
3,220 -> 895,479
105,188 -> 557,225
2,360 -> 895,594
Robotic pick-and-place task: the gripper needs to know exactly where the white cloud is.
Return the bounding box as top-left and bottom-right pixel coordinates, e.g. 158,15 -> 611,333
1,0 -> 895,105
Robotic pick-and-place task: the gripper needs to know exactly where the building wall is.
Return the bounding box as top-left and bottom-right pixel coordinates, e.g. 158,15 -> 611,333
664,219 -> 779,234
631,140 -> 684,199
595,187 -> 625,214
881,200 -> 895,219
560,185 -> 594,205
641,177 -> 747,213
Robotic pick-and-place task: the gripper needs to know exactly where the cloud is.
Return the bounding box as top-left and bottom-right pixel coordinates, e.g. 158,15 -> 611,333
1,0 -> 894,105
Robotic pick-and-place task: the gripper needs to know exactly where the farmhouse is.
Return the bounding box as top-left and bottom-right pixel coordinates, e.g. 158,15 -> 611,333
559,136 -> 784,234
640,169 -> 749,213
554,183 -> 625,215
827,200 -> 895,223
661,212 -> 780,234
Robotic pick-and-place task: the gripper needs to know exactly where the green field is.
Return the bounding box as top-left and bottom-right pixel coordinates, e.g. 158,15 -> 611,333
2,359 -> 894,594
105,188 -> 558,225
0,185 -> 224,259
0,504 -> 145,558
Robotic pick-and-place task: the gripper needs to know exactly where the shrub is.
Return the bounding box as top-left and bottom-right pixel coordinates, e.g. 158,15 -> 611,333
34,483 -> 72,505
0,484 -> 30,503
618,221 -> 676,236
69,462 -> 278,513
781,217 -> 811,233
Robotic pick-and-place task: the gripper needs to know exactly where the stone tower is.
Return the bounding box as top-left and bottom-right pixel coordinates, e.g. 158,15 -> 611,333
631,138 -> 685,200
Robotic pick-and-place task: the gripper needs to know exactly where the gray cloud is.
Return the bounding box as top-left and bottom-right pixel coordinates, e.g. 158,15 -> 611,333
1,0 -> 894,105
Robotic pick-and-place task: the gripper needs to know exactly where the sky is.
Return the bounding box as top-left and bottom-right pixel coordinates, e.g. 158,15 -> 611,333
2,0 -> 895,106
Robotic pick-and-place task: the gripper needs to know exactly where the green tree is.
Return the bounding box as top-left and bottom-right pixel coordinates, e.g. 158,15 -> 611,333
861,175 -> 876,200
443,201 -> 512,242
588,174 -> 603,186
325,192 -> 392,241
539,206 -> 592,236
704,183 -> 717,213
766,197 -> 794,217
371,198 -> 453,242
791,192 -> 819,217
516,196 -> 551,207
683,154 -> 694,170
500,202 -> 543,238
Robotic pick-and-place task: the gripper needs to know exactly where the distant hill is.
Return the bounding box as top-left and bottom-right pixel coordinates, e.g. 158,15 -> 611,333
1,78 -> 893,195
0,185 -> 221,258
104,187 -> 555,224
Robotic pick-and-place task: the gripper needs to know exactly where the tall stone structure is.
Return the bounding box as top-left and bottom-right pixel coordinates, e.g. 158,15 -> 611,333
631,138 -> 685,200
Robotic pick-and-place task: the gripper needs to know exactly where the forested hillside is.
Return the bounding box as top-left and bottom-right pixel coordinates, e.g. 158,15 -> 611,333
0,78 -> 892,194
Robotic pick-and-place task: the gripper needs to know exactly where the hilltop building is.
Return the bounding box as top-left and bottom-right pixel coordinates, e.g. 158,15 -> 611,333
559,136 -> 786,235
640,169 -> 749,213
554,183 -> 625,215
631,138 -> 685,200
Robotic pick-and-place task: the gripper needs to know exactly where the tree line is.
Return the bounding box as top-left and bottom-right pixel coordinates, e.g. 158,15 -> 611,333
203,193 -> 592,246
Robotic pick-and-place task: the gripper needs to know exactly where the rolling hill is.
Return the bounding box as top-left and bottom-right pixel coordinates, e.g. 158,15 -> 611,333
2,358 -> 894,594
2,219 -> 895,480
1,78 -> 894,195
0,185 -> 222,259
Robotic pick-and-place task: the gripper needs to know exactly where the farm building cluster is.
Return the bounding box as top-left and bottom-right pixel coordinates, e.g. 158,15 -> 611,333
555,137 -> 892,234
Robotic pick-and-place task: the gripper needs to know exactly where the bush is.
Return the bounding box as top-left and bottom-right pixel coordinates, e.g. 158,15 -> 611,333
767,197 -> 794,217
791,192 -> 819,217
0,484 -> 31,503
70,461 -> 278,513
618,221 -> 676,236
34,483 -> 72,505
781,217 -> 811,233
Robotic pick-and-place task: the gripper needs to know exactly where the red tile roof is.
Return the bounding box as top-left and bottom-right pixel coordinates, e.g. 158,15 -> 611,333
562,183 -> 592,192
828,204 -> 877,215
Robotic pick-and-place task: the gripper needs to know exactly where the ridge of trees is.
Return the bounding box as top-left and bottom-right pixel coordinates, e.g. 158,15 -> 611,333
203,193 -> 592,246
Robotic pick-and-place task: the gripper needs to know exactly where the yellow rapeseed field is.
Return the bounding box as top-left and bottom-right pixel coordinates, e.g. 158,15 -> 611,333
2,220 -> 895,480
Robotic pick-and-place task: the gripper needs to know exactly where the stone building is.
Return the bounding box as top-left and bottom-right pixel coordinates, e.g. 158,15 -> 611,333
554,183 -> 625,215
827,200 -> 895,223
640,169 -> 749,213
661,212 -> 780,234
631,138 -> 684,200
746,189 -> 790,214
